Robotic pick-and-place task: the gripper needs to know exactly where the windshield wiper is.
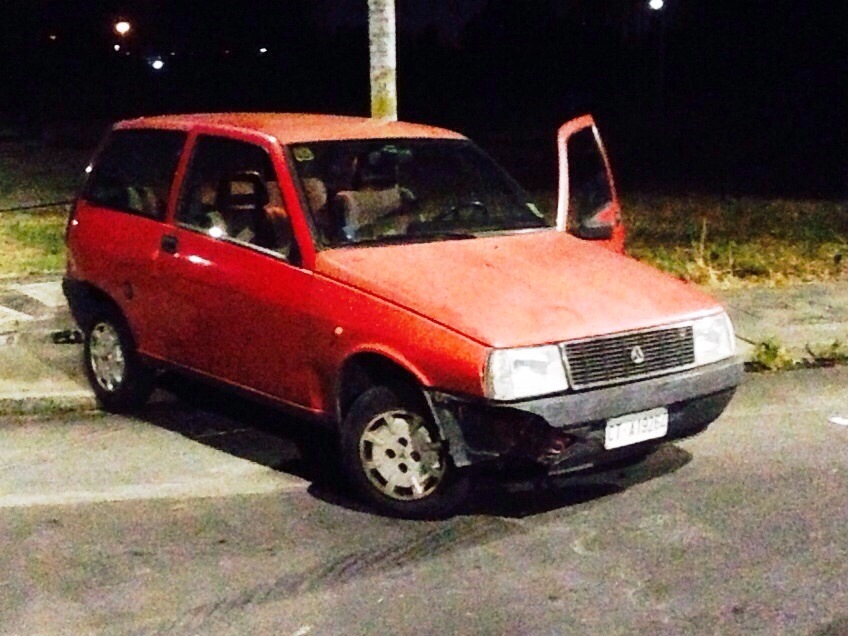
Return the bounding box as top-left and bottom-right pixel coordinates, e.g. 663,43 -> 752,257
345,231 -> 477,247
412,231 -> 476,241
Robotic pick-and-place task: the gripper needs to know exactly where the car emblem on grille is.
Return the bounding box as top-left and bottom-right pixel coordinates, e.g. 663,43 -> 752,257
630,346 -> 646,365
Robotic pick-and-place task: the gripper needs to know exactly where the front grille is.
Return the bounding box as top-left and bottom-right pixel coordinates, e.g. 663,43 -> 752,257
563,325 -> 695,389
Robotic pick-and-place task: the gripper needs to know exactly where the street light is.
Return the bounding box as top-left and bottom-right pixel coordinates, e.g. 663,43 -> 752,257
648,0 -> 665,10
114,20 -> 131,36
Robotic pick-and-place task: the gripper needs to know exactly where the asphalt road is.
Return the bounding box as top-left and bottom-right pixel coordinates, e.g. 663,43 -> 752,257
1,368 -> 848,636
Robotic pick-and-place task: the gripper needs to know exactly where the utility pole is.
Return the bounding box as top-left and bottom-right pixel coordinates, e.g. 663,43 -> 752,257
368,0 -> 398,121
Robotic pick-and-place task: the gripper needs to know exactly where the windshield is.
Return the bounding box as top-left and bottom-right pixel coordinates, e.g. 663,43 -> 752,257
290,139 -> 549,247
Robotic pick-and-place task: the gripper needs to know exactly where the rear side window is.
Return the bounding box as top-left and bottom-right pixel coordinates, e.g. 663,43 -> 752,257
83,129 -> 186,220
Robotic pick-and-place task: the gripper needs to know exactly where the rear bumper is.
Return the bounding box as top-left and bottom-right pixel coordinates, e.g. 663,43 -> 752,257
425,357 -> 743,471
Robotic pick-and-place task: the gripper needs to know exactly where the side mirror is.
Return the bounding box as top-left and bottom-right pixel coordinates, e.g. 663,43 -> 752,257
573,216 -> 615,240
557,115 -> 625,253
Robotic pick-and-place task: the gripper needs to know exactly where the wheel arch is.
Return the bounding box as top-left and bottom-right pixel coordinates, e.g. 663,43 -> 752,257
64,279 -> 129,334
336,357 -> 473,517
335,351 -> 430,425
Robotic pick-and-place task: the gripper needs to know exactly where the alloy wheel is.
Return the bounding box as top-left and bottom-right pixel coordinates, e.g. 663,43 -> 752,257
358,409 -> 447,501
88,321 -> 126,392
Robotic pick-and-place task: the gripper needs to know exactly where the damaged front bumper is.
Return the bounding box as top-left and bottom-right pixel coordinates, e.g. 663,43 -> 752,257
425,357 -> 743,473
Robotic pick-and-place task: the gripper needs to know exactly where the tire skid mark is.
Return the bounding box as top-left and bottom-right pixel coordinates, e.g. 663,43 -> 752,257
136,516 -> 524,636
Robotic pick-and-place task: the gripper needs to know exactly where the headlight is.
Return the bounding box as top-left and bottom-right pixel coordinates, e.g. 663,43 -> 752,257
485,345 -> 569,401
692,311 -> 736,366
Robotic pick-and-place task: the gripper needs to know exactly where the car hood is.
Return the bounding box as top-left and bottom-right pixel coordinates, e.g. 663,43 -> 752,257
315,231 -> 722,348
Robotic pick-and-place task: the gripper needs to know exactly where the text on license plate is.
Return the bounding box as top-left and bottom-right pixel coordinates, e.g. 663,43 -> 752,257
604,407 -> 669,450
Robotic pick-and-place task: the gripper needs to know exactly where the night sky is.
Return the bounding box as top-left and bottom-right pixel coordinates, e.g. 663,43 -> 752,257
1,1 -> 845,197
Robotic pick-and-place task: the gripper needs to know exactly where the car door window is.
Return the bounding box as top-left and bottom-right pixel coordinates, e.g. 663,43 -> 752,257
176,135 -> 294,257
566,127 -> 613,231
83,129 -> 186,219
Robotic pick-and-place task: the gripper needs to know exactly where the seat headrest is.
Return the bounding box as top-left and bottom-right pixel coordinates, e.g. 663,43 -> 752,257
336,187 -> 402,232
302,178 -> 328,212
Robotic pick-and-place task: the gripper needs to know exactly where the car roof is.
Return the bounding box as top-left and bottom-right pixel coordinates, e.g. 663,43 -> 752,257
114,113 -> 466,144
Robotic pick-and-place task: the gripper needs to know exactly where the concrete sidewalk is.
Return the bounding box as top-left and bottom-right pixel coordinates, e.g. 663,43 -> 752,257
713,280 -> 848,360
0,276 -> 846,415
0,276 -> 95,414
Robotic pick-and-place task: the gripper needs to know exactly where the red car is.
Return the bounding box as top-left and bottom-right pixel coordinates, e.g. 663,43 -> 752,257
64,113 -> 742,517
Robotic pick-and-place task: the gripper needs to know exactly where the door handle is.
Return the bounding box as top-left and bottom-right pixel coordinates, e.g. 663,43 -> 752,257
161,234 -> 178,254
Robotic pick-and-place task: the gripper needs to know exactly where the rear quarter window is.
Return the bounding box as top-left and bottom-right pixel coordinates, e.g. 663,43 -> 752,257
83,129 -> 186,220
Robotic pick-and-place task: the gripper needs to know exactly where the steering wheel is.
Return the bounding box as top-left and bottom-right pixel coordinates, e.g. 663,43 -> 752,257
431,200 -> 489,226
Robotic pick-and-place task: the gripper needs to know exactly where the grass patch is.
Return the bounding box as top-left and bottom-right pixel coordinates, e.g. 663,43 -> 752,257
625,195 -> 848,287
804,340 -> 848,367
0,143 -> 89,209
0,208 -> 68,276
744,337 -> 848,373
0,141 -> 87,276
747,338 -> 795,372
535,192 -> 848,287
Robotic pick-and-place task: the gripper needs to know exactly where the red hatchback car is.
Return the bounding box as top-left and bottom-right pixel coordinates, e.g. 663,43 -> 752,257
64,113 -> 742,517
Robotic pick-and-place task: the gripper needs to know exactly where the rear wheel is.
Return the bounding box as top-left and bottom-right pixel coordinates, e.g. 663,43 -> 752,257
83,307 -> 154,413
341,386 -> 470,518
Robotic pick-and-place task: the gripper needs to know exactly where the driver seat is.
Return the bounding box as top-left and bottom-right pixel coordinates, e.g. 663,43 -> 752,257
215,176 -> 276,249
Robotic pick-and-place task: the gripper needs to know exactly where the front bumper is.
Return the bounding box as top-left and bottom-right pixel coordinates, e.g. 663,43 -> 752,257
425,357 -> 743,472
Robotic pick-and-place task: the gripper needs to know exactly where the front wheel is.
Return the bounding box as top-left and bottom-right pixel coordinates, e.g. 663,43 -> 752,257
83,307 -> 154,413
340,386 -> 470,519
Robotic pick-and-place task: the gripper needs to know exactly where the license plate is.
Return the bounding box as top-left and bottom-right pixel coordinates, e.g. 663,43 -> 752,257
604,407 -> 669,450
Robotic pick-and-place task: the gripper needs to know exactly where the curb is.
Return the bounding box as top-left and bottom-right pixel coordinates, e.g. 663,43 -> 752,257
0,389 -> 98,416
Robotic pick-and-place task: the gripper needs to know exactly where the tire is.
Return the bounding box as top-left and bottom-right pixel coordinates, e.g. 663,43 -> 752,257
340,385 -> 471,519
83,306 -> 154,413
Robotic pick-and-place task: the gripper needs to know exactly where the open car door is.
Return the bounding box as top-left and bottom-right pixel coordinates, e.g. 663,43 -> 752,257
556,115 -> 625,254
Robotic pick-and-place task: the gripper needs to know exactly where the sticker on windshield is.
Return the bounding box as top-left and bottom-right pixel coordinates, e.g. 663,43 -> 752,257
293,147 -> 314,162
